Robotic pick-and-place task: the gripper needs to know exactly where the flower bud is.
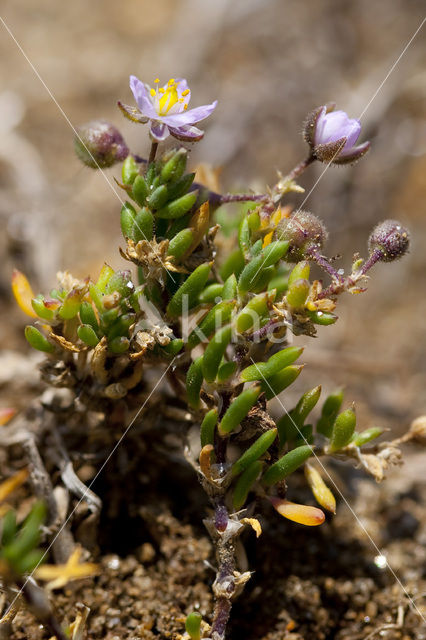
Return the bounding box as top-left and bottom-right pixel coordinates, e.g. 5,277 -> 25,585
368,220 -> 410,262
74,120 -> 129,169
408,416 -> 426,444
275,211 -> 328,262
304,105 -> 370,165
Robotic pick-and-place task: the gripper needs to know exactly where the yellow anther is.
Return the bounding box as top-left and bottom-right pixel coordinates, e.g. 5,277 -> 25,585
159,87 -> 165,94
154,78 -> 160,83
168,78 -> 175,86
159,84 -> 179,114
181,89 -> 190,96
184,104 -> 188,110
150,88 -> 156,97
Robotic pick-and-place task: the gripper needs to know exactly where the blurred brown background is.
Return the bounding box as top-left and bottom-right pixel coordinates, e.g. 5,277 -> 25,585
0,0 -> 425,432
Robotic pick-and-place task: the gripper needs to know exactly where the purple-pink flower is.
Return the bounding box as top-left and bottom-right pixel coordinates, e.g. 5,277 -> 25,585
125,76 -> 217,143
315,107 -> 368,159
304,104 -> 370,165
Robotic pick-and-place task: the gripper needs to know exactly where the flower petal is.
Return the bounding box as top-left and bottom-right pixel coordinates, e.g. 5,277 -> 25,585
149,121 -> 170,142
316,110 -> 361,149
343,119 -> 361,149
333,140 -> 371,165
129,75 -> 157,119
117,101 -> 149,124
162,100 -> 218,126
169,124 -> 204,142
176,78 -> 191,102
313,106 -> 327,144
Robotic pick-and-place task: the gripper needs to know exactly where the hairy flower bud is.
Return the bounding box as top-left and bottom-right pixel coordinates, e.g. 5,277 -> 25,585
74,120 -> 129,168
274,211 -> 328,262
368,220 -> 410,262
304,104 -> 370,165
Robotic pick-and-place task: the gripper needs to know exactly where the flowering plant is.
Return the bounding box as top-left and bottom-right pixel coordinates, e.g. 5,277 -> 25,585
119,75 -> 217,143
4,74 -> 419,640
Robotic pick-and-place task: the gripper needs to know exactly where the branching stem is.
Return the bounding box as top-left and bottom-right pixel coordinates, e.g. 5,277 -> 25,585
307,246 -> 344,282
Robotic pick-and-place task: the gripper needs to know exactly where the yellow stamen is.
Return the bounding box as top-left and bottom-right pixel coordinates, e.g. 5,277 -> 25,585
168,78 -> 175,85
184,104 -> 188,110
181,89 -> 190,96
150,88 -> 156,97
159,87 -> 165,94
158,84 -> 179,115
154,78 -> 160,83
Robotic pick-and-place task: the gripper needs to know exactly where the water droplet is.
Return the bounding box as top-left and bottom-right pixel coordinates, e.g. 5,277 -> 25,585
107,556 -> 120,570
374,554 -> 387,569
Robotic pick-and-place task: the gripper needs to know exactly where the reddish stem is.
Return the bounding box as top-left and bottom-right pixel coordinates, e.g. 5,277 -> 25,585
285,154 -> 315,181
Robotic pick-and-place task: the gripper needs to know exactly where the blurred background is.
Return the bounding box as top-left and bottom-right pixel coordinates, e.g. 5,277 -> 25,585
0,0 -> 425,433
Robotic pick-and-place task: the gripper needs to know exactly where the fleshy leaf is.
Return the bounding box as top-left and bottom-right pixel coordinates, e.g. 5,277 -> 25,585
12,270 -> 37,318
268,497 -> 325,526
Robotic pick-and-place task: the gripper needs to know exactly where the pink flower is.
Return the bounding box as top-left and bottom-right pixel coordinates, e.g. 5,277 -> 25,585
304,105 -> 370,165
119,76 -> 217,143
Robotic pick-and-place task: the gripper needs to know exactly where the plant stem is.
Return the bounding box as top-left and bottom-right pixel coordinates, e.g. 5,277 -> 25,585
216,193 -> 269,205
18,579 -> 68,640
358,249 -> 383,276
148,141 -> 158,165
285,154 -> 315,182
307,246 -> 344,282
316,249 -> 383,299
210,503 -> 236,640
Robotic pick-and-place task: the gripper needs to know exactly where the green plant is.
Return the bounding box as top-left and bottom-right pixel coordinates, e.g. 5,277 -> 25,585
11,75 -> 416,639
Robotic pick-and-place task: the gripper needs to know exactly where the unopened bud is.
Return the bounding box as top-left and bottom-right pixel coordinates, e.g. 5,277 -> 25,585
304,104 -> 370,165
408,416 -> 426,444
368,220 -> 410,262
275,211 -> 328,262
74,120 -> 129,169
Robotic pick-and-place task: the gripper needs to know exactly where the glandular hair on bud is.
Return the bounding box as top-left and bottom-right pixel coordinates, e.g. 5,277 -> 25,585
274,210 -> 328,262
74,120 -> 129,169
368,220 -> 410,262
